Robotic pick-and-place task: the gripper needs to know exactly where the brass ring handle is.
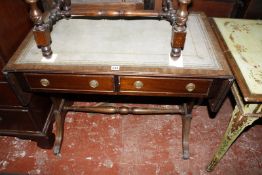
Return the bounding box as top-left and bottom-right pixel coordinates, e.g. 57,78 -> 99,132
40,78 -> 50,87
89,80 -> 99,88
134,80 -> 143,89
185,83 -> 196,92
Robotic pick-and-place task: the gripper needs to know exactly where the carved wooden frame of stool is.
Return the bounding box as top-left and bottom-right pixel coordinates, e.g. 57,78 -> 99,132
25,0 -> 191,60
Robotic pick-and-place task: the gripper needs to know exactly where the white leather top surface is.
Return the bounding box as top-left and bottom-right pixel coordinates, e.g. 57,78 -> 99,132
16,14 -> 221,69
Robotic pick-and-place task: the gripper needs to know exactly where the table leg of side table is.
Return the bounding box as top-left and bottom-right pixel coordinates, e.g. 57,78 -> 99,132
206,105 -> 259,172
182,102 -> 194,159
170,0 -> 191,59
51,97 -> 67,155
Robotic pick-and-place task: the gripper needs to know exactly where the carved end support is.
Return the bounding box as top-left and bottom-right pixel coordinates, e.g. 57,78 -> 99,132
25,0 -> 53,58
170,0 -> 191,60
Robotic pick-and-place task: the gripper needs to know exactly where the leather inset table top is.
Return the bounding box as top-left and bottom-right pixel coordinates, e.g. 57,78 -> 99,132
16,14 -> 221,70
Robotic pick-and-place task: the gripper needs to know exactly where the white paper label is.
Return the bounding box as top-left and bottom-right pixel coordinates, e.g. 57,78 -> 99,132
111,65 -> 120,70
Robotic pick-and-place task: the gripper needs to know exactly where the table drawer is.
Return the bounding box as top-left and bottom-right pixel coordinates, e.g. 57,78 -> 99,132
119,76 -> 212,96
0,109 -> 37,131
24,73 -> 114,93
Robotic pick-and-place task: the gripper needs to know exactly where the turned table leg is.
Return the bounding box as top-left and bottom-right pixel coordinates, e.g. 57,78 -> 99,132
25,0 -> 53,58
170,0 -> 191,59
182,102 -> 194,159
51,97 -> 67,155
53,109 -> 65,155
25,0 -> 72,58
207,83 -> 262,171
206,105 -> 260,171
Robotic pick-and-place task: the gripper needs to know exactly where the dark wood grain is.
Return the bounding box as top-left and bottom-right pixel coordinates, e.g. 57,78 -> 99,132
242,0 -> 262,19
0,58 -> 5,81
189,0 -> 238,17
5,13 -> 232,79
33,30 -> 52,47
24,73 -> 115,93
71,2 -> 144,11
171,32 -> 187,48
71,9 -> 160,17
0,82 -> 21,107
0,0 -> 54,148
119,76 -> 212,97
0,109 -> 36,131
4,12 -> 233,112
0,0 -> 32,105
0,94 -> 52,134
0,0 -> 32,63
2,8 -> 235,155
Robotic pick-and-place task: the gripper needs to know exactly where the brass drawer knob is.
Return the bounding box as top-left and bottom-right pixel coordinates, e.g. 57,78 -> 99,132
89,80 -> 99,88
134,80 -> 143,89
185,83 -> 196,92
40,78 -> 50,87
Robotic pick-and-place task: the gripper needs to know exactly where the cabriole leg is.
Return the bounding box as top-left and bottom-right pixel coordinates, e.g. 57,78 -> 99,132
206,105 -> 260,172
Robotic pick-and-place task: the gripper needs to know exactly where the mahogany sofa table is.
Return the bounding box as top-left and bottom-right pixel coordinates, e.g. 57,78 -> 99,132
207,18 -> 262,171
4,13 -> 233,158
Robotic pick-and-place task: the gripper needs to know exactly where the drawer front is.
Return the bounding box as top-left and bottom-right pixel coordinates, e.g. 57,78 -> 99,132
119,76 -> 212,96
0,82 -> 21,106
0,109 -> 37,131
24,73 -> 115,93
